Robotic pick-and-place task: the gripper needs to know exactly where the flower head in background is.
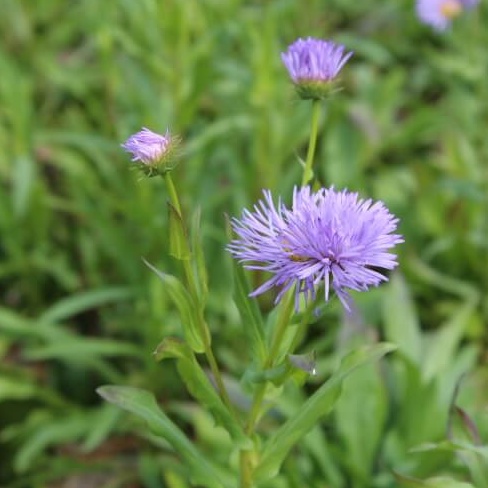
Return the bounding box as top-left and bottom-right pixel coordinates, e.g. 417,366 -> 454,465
416,0 -> 479,30
228,186 -> 403,312
281,37 -> 353,100
121,128 -> 180,176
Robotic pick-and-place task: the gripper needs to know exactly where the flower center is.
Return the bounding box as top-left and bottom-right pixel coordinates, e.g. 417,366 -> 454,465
290,254 -> 310,262
440,0 -> 462,18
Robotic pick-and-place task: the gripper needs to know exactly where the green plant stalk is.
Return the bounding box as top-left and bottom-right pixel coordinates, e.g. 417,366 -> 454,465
301,99 -> 321,186
240,290 -> 295,488
289,300 -> 316,353
162,172 -> 236,417
241,97 -> 323,485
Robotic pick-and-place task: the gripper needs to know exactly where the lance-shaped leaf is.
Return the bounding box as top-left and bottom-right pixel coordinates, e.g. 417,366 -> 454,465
143,259 -> 205,353
97,386 -> 226,488
383,273 -> 422,365
225,215 -> 267,365
254,343 -> 397,482
394,472 -> 475,488
154,338 -> 251,449
191,207 -> 209,302
411,440 -> 488,458
168,202 -> 191,261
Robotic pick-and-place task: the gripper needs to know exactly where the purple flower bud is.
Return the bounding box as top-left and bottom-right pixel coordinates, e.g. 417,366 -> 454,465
281,37 -> 353,100
227,187 -> 403,312
121,128 -> 180,176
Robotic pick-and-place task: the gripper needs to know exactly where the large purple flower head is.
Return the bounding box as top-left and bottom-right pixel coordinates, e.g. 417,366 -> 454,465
281,37 -> 353,100
121,127 -> 180,176
228,187 -> 403,312
416,0 -> 479,30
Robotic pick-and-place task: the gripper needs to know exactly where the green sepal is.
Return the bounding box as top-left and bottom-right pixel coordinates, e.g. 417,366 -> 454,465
225,215 -> 267,365
96,385 -> 226,488
154,337 -> 251,449
143,259 -> 205,353
168,202 -> 191,261
254,343 -> 397,482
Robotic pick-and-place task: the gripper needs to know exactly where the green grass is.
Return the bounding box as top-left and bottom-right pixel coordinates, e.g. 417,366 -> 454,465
1,1 -> 487,487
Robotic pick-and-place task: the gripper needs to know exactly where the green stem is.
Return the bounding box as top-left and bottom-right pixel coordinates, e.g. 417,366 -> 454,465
239,450 -> 253,488
289,301 -> 316,353
245,290 -> 295,435
301,99 -> 322,187
162,172 -> 235,416
164,172 -> 182,215
240,291 -> 295,488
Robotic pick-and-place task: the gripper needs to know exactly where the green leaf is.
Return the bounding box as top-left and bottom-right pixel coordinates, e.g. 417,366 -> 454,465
394,472 -> 475,488
24,337 -> 143,361
12,155 -> 35,218
97,386 -> 226,488
0,306 -> 65,340
334,357 -> 389,482
154,338 -> 251,449
411,439 -> 488,459
38,287 -> 134,324
143,259 -> 205,353
225,216 -> 267,365
383,273 -> 422,365
191,207 -> 209,302
254,343 -> 397,482
423,298 -> 476,382
168,202 -> 191,261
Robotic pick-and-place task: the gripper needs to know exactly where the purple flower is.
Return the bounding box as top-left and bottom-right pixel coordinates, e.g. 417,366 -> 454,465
416,0 -> 478,30
121,128 -> 179,176
281,37 -> 353,99
227,187 -> 403,312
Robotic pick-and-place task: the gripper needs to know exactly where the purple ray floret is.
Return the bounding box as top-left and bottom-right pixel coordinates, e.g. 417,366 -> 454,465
121,127 -> 172,164
281,37 -> 353,83
227,187 -> 403,312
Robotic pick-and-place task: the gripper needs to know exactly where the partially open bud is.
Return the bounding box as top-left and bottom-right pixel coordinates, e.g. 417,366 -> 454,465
121,127 -> 181,177
281,37 -> 353,100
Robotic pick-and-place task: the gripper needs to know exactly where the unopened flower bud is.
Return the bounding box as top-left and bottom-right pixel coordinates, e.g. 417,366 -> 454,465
121,127 -> 180,177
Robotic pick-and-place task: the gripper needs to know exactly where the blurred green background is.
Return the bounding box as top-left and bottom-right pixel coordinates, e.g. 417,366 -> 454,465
1,0 -> 487,487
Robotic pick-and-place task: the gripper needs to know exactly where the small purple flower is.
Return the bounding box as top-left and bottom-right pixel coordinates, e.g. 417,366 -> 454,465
227,187 -> 403,312
121,128 -> 179,176
416,0 -> 478,30
281,37 -> 353,99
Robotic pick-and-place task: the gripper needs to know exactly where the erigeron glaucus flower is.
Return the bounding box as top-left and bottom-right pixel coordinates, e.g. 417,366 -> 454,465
416,0 -> 479,30
227,187 -> 403,312
121,127 -> 180,176
281,37 -> 353,100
